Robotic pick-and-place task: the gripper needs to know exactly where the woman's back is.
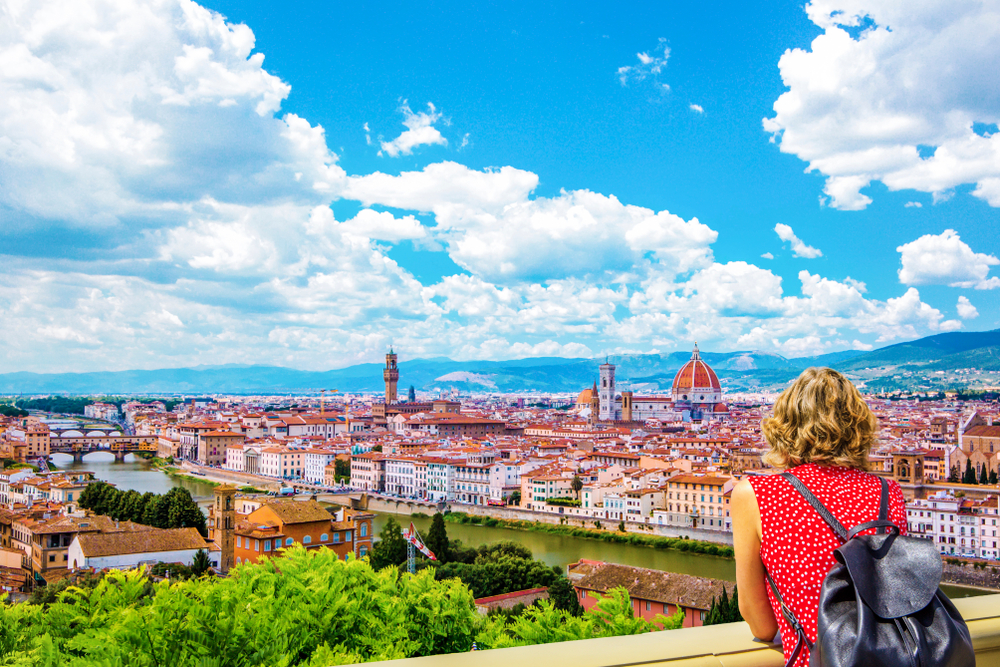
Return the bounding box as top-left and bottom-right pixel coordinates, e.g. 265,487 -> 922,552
748,463 -> 907,665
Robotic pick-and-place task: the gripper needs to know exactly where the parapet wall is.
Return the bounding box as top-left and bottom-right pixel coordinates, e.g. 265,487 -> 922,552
943,559 -> 1000,590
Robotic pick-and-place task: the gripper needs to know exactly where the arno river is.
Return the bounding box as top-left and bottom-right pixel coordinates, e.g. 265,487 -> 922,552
52,453 -> 986,597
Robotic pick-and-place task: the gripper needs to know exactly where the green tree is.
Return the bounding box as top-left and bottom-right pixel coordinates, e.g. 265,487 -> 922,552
948,465 -> 960,483
980,465 -> 989,485
509,490 -> 521,506
571,475 -> 583,500
370,517 -> 408,570
704,585 -> 743,625
425,513 -> 450,564
165,488 -> 207,536
963,459 -> 977,485
191,549 -> 212,577
990,470 -> 998,486
547,576 -> 583,616
334,459 -> 350,482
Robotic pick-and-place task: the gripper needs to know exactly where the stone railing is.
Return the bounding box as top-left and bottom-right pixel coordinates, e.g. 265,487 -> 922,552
365,593 -> 1000,666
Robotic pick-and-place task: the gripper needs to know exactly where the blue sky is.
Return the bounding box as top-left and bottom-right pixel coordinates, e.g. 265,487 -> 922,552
0,0 -> 998,372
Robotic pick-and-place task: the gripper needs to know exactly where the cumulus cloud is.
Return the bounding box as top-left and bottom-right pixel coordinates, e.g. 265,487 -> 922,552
617,38 -> 671,91
905,201 -> 923,208
0,0 -> 343,230
350,163 -> 718,283
690,104 -> 704,114
761,252 -> 774,259
764,0 -> 1000,209
956,296 -> 979,319
897,229 -> 1000,289
774,223 -> 823,258
379,102 -> 448,157
337,209 -> 427,243
0,0 -> 979,372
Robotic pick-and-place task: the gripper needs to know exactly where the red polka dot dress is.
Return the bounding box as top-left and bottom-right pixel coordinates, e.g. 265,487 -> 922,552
748,464 -> 907,666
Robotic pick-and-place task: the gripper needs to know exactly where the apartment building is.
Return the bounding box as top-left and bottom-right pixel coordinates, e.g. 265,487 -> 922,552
258,447 -> 305,480
907,492 -> 1000,559
656,474 -> 735,532
350,452 -> 385,492
303,449 -> 340,485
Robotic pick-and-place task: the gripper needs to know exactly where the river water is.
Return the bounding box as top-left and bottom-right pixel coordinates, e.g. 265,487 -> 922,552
49,452 -> 220,503
47,455 -> 987,598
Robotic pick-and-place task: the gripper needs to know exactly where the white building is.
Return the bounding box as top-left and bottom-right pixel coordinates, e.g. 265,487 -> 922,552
68,527 -> 215,571
303,450 -> 340,485
906,492 -> 1000,559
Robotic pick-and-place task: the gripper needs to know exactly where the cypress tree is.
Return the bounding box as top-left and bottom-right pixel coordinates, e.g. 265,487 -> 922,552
980,465 -> 990,485
425,513 -> 450,564
990,470 -> 998,486
963,459 -> 976,485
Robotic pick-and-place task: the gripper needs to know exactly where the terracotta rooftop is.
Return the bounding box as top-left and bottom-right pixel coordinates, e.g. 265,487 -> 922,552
571,561 -> 732,611
75,527 -> 208,558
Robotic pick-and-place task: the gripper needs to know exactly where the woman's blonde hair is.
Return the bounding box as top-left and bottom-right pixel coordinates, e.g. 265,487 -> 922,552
761,367 -> 877,470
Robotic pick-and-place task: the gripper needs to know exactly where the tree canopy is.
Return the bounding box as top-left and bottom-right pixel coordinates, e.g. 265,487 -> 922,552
78,483 -> 206,536
0,547 -> 683,665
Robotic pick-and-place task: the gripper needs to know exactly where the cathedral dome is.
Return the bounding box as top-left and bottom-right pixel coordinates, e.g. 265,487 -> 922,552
672,344 -> 721,394
576,387 -> 595,407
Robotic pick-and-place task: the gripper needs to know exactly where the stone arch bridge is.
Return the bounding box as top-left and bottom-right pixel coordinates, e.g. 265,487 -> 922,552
48,434 -> 158,462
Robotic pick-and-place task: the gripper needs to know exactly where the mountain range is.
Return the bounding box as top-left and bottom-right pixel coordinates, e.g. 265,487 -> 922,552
1,330 -> 997,395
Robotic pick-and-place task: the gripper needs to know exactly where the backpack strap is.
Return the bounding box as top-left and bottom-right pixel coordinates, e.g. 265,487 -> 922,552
764,567 -> 812,667
781,471 -> 849,541
846,477 -> 899,540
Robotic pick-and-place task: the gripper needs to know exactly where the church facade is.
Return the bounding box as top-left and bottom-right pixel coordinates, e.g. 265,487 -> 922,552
583,345 -> 729,423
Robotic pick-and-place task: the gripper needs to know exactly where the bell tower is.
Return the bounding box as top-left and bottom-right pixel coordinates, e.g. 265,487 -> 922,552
599,360 -> 615,421
211,484 -> 236,574
384,349 -> 399,404
589,381 -> 600,426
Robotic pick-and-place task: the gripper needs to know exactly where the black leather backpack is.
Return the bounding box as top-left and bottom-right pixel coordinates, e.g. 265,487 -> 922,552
765,471 -> 975,667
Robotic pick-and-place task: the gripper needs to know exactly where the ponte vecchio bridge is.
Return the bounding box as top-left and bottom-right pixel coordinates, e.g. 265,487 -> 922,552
48,431 -> 158,462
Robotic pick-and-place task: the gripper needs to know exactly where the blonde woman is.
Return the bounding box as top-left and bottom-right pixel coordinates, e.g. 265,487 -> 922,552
731,368 -> 907,666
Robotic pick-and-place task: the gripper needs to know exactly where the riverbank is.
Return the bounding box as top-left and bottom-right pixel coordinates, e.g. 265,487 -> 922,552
442,511 -> 735,558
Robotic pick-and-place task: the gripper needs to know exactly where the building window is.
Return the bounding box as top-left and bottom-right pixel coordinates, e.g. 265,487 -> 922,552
303,535 -> 312,545
255,540 -> 259,551
264,540 -> 271,552
645,601 -> 651,611
321,533 -> 329,542
360,523 -> 368,537
237,536 -> 242,548
285,537 -> 293,546
359,546 -> 368,557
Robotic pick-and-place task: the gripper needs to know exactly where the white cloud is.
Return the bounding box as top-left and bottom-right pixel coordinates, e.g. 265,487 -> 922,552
618,38 -> 670,90
904,201 -> 922,208
0,0 -> 343,228
337,209 -> 427,243
957,296 -> 979,319
764,1 -> 1000,209
349,163 -> 718,283
897,229 -> 1000,289
690,104 -> 704,114
379,101 -> 448,157
774,223 -> 823,258
761,252 -> 774,259
0,0 -> 981,372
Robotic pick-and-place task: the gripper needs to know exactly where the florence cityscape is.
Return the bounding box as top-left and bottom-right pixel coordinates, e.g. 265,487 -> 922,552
1,0 -> 999,665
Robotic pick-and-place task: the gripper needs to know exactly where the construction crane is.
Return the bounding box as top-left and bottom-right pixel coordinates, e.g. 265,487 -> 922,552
319,389 -> 338,416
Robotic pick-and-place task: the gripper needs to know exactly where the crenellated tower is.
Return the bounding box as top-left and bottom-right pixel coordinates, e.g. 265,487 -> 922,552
384,349 -> 399,404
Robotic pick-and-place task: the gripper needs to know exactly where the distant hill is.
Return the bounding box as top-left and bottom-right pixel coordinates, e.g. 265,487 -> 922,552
837,330 -> 1000,371
0,329 -> 996,394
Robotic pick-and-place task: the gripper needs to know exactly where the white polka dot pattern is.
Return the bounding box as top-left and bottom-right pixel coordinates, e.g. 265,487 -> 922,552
748,464 -> 907,666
